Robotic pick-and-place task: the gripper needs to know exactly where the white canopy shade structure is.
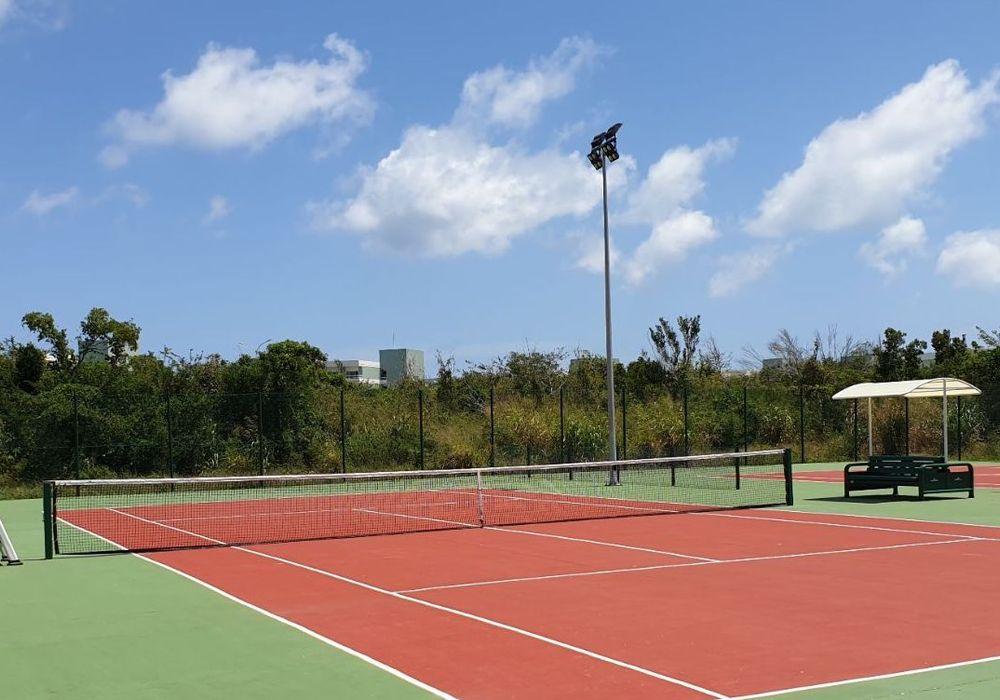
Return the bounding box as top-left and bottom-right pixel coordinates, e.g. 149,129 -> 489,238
832,378 -> 981,460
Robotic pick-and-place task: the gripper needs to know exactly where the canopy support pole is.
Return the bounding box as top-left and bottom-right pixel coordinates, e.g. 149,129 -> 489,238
867,397 -> 873,458
942,378 -> 949,461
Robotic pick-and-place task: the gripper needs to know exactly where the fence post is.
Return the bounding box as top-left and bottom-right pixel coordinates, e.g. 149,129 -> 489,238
798,384 -> 805,463
257,391 -> 265,475
620,386 -> 627,460
72,392 -> 81,480
742,384 -> 749,452
165,388 -> 175,478
904,397 -> 910,456
852,399 -> 858,461
418,388 -> 425,469
957,396 -> 963,460
339,387 -> 347,473
683,385 -> 689,457
489,385 -> 496,467
559,386 -> 565,463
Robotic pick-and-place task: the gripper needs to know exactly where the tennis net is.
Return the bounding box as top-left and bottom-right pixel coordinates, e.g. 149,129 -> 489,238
44,448 -> 792,557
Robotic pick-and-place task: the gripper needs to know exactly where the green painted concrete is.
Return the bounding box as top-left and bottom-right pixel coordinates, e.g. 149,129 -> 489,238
0,498 -> 427,699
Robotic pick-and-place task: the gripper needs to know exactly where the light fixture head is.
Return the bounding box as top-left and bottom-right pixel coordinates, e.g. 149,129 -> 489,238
588,147 -> 604,170
602,139 -> 619,162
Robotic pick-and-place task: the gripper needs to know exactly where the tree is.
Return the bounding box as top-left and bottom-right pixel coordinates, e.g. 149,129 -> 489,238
477,348 -> 565,406
435,351 -> 457,410
931,329 -> 969,366
13,344 -> 46,392
21,308 -> 140,372
649,315 -> 701,393
873,328 -> 925,381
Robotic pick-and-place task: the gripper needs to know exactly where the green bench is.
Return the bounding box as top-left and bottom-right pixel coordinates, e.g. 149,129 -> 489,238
844,455 -> 974,499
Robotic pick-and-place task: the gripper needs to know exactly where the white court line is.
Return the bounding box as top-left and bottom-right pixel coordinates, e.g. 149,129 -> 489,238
490,526 -> 719,562
101,508 -> 728,699
57,517 -> 454,699
702,511 -> 1000,542
781,508 -> 1000,533
729,654 -> 1000,699
396,537 -> 980,593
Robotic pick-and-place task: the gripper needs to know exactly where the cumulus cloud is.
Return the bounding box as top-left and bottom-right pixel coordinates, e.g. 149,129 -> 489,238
0,0 -> 14,27
573,231 -> 621,275
709,245 -> 787,298
313,38 -> 619,257
101,34 -> 373,167
456,37 -> 606,129
625,211 -> 719,285
203,195 -> 232,224
936,229 -> 1000,290
573,139 -> 732,285
22,186 -> 78,215
626,139 -> 735,225
314,126 -> 626,255
858,216 -> 927,276
748,60 -> 999,236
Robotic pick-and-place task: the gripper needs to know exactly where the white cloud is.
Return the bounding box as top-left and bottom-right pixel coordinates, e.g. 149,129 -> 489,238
858,216 -> 927,276
314,125 -> 627,256
709,245 -> 787,298
748,60 -> 999,236
573,231 -> 621,275
936,229 -> 1000,290
22,186 -> 78,215
94,183 -> 150,208
203,195 -> 232,224
625,211 -> 718,284
626,139 -> 735,225
456,37 -> 606,129
0,1 -> 14,27
313,39 -> 622,257
102,34 -> 373,167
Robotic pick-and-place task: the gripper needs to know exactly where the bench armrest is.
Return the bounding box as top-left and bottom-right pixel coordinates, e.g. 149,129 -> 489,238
844,462 -> 869,475
927,462 -> 974,474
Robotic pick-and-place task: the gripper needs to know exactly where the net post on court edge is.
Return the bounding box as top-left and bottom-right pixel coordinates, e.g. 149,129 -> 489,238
43,481 -> 54,560
782,448 -> 794,506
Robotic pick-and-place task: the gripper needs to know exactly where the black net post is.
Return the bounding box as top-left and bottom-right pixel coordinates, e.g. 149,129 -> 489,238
742,384 -> 749,452
798,384 -> 805,463
257,391 -> 265,475
418,388 -> 425,469
853,399 -> 859,461
904,397 -> 910,455
72,391 -> 81,480
489,385 -> 496,467
559,386 -> 565,463
620,386 -> 627,460
43,481 -> 54,559
165,388 -> 175,478
783,448 -> 794,506
683,385 -> 690,457
339,386 -> 347,473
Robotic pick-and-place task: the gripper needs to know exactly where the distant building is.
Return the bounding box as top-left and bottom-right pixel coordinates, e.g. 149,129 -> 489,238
326,359 -> 384,386
761,357 -> 786,371
379,348 -> 424,386
78,338 -> 138,364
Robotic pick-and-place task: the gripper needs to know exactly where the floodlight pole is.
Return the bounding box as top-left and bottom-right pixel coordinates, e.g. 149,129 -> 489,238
601,149 -> 619,484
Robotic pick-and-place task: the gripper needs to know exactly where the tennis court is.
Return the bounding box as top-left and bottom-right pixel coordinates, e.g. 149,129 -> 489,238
36,450 -> 1000,699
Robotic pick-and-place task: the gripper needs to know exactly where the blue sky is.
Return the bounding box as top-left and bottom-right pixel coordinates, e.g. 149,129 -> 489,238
2,1 -> 999,371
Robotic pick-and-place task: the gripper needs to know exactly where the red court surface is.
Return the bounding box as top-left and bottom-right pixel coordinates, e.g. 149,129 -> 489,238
793,464 -> 1000,488
59,504 -> 1000,699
